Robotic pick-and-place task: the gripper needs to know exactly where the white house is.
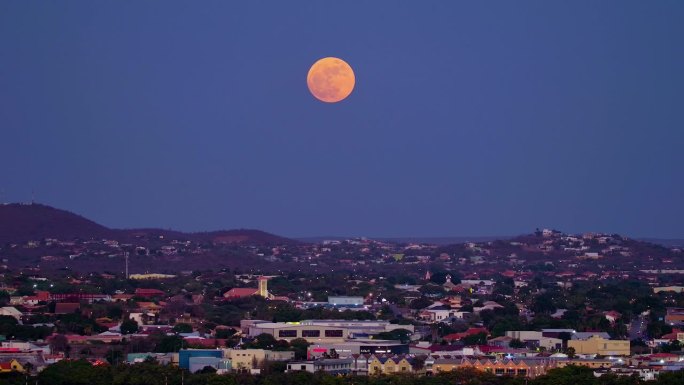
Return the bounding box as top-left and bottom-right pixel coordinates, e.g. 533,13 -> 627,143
0,307 -> 22,321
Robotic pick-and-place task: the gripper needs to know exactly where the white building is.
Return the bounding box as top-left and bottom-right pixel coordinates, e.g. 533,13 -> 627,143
0,307 -> 22,321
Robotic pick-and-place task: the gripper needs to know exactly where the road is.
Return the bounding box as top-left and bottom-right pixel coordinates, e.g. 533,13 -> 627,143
629,314 -> 647,340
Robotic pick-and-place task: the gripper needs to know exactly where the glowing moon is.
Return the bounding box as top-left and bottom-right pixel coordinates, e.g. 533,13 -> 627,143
307,57 -> 355,103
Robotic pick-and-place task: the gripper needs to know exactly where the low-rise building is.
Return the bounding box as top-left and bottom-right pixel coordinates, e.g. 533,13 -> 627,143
286,358 -> 353,374
248,320 -> 413,343
308,339 -> 408,358
368,355 -> 414,375
178,349 -> 223,370
426,357 -> 555,378
224,349 -> 294,371
665,308 -> 684,325
0,359 -> 24,373
567,335 -> 630,356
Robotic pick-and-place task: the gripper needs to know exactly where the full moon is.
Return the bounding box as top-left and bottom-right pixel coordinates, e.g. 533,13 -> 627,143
307,57 -> 355,103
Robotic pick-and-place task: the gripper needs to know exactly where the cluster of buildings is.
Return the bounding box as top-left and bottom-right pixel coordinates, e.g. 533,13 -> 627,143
0,228 -> 683,380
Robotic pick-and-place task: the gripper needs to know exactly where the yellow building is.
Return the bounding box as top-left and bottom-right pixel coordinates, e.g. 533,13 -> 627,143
567,336 -> 630,356
368,355 -> 414,375
224,349 -> 294,371
0,359 -> 24,373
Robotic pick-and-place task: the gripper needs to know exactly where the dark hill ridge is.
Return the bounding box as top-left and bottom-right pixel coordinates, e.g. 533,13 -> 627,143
0,203 -> 112,243
0,203 -> 294,245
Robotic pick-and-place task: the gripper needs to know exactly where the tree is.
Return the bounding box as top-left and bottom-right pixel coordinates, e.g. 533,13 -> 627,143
23,362 -> 34,376
49,334 -> 70,355
532,293 -> 557,314
289,338 -> 310,360
106,348 -> 124,365
245,333 -> 280,350
409,297 -> 433,310
155,335 -> 186,353
376,328 -> 412,344
0,290 -> 10,306
120,319 -> 139,335
534,365 -> 597,385
37,360 -> 111,385
173,323 -> 193,333
411,355 -> 426,371
647,320 -> 672,339
215,328 -> 237,339
655,369 -> 684,385
461,332 -> 488,346
197,366 -> 217,374
565,346 -> 576,358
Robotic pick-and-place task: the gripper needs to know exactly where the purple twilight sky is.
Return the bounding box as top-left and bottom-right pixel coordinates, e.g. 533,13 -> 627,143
1,1 -> 683,238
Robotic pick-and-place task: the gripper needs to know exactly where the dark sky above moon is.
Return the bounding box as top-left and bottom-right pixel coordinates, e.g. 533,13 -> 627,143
1,1 -> 683,238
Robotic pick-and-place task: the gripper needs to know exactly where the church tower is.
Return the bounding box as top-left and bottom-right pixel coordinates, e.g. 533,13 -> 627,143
258,276 -> 269,298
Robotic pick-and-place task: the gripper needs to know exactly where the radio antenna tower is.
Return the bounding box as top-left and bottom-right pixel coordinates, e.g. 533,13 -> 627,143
124,251 -> 129,279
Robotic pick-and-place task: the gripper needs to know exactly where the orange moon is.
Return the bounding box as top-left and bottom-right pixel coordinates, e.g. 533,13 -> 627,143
307,57 -> 355,103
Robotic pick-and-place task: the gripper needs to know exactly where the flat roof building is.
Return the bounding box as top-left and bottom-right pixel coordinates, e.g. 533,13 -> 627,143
308,339 -> 408,358
248,320 -> 413,343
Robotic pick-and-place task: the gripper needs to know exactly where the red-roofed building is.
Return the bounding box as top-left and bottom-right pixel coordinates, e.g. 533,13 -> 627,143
223,288 -> 259,299
134,288 -> 165,298
647,353 -> 680,363
0,359 -> 24,373
659,329 -> 682,341
184,337 -> 227,347
444,327 -> 489,342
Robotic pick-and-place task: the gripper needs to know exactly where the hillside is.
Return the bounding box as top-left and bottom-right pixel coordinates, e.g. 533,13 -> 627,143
0,203 -> 114,243
0,203 -> 294,245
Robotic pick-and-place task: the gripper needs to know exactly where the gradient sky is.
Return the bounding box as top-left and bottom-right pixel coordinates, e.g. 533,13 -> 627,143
1,1 -> 683,238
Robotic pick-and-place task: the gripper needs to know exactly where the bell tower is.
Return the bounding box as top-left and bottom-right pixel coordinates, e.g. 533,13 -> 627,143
258,276 -> 269,298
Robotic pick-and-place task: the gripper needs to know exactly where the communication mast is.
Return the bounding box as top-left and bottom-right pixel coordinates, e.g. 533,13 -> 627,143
124,251 -> 129,279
